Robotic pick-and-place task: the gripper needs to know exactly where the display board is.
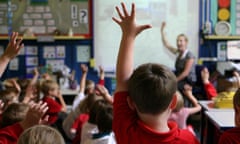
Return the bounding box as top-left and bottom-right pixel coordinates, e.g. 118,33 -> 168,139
0,0 -> 90,36
94,0 -> 199,72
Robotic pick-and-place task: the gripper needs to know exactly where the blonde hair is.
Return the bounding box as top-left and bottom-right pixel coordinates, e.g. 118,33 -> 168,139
177,34 -> 188,43
17,125 -> 65,144
173,91 -> 184,112
85,80 -> 95,94
41,80 -> 59,95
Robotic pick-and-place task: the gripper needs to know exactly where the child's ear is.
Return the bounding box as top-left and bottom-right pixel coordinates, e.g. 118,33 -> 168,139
127,96 -> 136,111
170,94 -> 177,110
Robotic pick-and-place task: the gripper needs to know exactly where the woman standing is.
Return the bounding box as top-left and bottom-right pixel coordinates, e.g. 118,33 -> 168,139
161,22 -> 195,91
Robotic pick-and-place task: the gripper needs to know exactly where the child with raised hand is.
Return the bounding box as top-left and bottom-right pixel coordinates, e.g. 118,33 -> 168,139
112,2 -> 199,144
218,71 -> 240,144
0,32 -> 24,78
0,101 -> 48,144
201,67 -> 217,100
83,101 -> 115,144
40,80 -> 67,125
169,85 -> 201,135
63,64 -> 90,140
63,64 -> 106,140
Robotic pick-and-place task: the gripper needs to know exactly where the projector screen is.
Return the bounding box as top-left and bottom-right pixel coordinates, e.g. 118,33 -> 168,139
93,0 -> 199,73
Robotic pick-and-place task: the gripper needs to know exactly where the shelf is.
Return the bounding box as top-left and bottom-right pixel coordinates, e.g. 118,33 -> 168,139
204,35 -> 240,40
0,35 -> 91,40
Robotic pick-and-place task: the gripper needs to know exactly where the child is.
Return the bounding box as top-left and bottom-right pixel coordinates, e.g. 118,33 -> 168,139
1,103 -> 29,128
0,32 -> 24,78
112,2 -> 199,143
0,101 -> 48,144
17,124 -> 65,144
81,99 -> 111,144
62,64 -> 105,140
168,85 -> 201,134
218,72 -> 240,144
83,101 -> 115,144
40,79 -> 67,125
201,67 -> 217,100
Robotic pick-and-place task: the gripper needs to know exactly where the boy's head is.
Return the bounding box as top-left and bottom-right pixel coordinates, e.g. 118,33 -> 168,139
41,80 -> 59,96
18,124 -> 65,144
88,99 -> 111,124
1,103 -> 29,128
172,91 -> 184,112
128,63 -> 177,115
96,103 -> 113,133
233,89 -> 240,127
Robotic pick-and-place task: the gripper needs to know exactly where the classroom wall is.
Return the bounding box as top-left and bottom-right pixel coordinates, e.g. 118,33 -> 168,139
1,0 -> 235,93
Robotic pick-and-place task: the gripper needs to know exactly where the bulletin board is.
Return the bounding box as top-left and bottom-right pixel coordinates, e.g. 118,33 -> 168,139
0,0 -> 90,36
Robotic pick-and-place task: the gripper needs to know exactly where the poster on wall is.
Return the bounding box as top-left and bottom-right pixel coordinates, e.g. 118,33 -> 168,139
25,46 -> 38,55
43,46 -> 56,58
77,45 -> 90,62
9,58 -> 19,70
56,45 -> 66,58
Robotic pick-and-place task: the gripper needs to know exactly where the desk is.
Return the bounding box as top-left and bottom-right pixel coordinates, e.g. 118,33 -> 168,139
199,100 -> 234,144
61,89 -> 79,96
61,89 -> 79,112
199,100 -> 233,111
204,111 -> 235,144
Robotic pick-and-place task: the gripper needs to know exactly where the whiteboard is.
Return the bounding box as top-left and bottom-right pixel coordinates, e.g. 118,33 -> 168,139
93,0 -> 199,72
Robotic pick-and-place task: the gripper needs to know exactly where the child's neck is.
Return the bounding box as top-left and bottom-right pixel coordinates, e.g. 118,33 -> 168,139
138,109 -> 171,132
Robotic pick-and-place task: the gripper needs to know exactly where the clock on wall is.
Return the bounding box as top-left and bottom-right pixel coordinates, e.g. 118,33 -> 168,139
215,21 -> 231,36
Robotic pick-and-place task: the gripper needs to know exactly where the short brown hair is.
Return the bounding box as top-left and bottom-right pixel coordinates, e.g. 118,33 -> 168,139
1,103 -> 29,128
128,63 -> 177,115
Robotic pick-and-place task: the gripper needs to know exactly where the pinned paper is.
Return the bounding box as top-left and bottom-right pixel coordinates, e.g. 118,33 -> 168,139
90,58 -> 95,68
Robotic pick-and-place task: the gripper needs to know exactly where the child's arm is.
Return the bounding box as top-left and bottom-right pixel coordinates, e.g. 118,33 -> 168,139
98,66 -> 105,85
0,32 -> 24,77
22,68 -> 40,103
112,3 -> 151,92
57,91 -> 67,112
96,84 -> 113,104
160,22 -> 178,54
201,67 -> 217,99
72,64 -> 88,110
183,85 -> 201,115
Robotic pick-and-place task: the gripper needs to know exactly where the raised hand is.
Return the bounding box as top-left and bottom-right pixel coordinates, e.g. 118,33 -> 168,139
112,3 -> 151,37
161,22 -> 166,33
3,32 -> 24,60
80,64 -> 88,73
20,101 -> 48,130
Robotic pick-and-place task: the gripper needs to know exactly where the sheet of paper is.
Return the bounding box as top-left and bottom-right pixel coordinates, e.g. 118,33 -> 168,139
26,46 -> 38,55
43,46 -> 56,58
9,58 -> 19,70
26,57 -> 38,66
77,45 -> 90,62
56,45 -> 65,58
